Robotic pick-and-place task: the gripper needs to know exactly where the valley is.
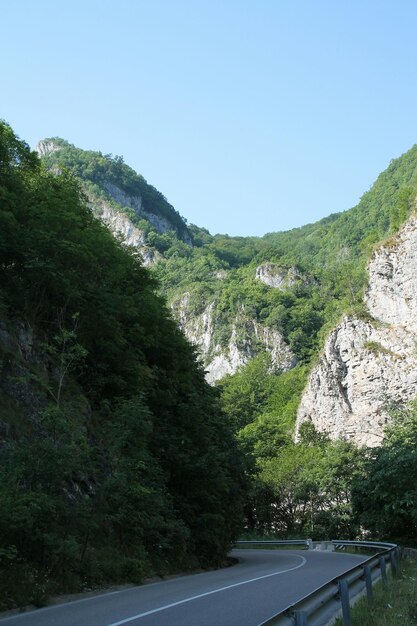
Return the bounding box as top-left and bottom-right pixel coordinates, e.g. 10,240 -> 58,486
1,122 -> 417,610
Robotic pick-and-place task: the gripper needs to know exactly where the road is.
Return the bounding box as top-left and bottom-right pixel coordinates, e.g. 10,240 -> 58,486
0,549 -> 366,626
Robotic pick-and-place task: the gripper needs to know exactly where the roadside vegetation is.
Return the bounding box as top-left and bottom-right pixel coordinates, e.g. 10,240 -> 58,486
0,122 -> 245,609
40,131 -> 417,547
335,557 -> 417,626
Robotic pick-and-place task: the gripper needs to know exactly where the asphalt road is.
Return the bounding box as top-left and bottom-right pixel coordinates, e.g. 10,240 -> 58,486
0,549 -> 366,626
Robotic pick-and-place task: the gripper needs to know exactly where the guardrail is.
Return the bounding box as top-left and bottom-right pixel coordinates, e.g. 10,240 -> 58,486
236,540 -> 312,548
253,539 -> 400,626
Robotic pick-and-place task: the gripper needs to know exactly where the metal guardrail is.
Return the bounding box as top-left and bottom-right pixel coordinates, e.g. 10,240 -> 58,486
236,540 -> 312,548
254,539 -> 400,626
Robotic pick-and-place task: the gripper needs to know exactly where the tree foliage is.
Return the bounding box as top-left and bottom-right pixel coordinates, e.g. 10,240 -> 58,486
0,122 -> 245,608
40,137 -> 189,239
352,401 -> 417,546
33,129 -> 417,553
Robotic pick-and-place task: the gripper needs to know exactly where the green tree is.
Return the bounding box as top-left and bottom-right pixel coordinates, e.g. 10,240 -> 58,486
352,401 -> 417,545
0,122 -> 246,606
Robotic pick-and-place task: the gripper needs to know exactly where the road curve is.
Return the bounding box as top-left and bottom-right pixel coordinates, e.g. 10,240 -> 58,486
0,549 -> 366,626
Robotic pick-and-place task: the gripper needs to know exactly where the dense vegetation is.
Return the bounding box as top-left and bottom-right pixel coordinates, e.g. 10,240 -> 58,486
40,136 -> 417,368
36,134 -> 417,552
223,354 -> 417,547
218,357 -> 366,539
352,401 -> 417,547
40,137 -> 190,240
0,123 -> 245,608
2,123 -> 416,610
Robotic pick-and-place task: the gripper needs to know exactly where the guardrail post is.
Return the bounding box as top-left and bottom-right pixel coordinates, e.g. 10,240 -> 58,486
379,555 -> 387,587
295,610 -> 308,626
255,539 -> 399,626
363,565 -> 373,605
338,579 -> 351,626
390,550 -> 398,578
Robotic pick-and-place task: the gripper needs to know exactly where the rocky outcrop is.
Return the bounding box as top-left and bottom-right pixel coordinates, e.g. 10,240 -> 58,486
172,295 -> 295,383
365,215 -> 417,332
255,264 -> 310,290
84,195 -> 165,266
36,139 -> 61,156
102,182 -> 192,244
296,214 -> 417,446
96,202 -> 146,248
36,140 -> 192,259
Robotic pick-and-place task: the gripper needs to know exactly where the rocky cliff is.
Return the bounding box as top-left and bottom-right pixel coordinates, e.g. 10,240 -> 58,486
255,264 -> 310,289
172,295 -> 295,383
37,139 -> 300,379
37,136 -> 417,397
36,138 -> 191,265
90,194 -> 162,266
296,214 -> 417,446
101,180 -> 192,244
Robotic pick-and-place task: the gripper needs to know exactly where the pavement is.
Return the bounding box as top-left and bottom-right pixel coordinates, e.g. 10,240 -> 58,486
0,549 -> 366,626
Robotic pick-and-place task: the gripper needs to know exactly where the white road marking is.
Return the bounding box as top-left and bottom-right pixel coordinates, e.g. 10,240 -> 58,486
106,555 -> 307,626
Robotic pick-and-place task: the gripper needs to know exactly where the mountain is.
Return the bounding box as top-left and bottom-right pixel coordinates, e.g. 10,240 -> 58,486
0,123 -> 244,608
2,120 -> 417,603
37,137 -> 192,260
35,133 -> 417,541
37,139 -> 301,381
296,212 -> 417,446
37,138 -> 417,397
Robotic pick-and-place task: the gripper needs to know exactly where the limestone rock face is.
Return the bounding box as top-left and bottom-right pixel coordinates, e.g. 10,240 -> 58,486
365,215 -> 417,332
102,181 -> 192,242
92,175 -> 194,262
255,264 -> 306,290
97,202 -> 146,248
296,214 -> 417,446
85,195 -> 164,266
172,295 -> 295,384
36,139 -> 61,156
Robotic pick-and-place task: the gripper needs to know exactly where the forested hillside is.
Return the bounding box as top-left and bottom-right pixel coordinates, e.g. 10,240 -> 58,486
35,134 -> 417,550
3,122 -> 416,609
39,137 -> 417,381
0,123 -> 245,609
37,135 -> 417,430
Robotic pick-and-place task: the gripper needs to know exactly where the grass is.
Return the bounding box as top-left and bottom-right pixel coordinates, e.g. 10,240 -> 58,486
335,557 -> 417,625
364,340 -> 399,359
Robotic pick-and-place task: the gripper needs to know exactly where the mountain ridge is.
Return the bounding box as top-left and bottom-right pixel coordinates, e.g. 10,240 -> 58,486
36,137 -> 193,245
2,122 -> 417,609
37,135 -> 417,437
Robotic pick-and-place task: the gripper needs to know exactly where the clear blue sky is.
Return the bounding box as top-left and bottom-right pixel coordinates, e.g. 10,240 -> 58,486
2,0 -> 417,236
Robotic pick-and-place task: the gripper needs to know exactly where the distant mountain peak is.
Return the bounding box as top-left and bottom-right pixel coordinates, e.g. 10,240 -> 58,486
36,138 -> 192,245
35,138 -> 62,157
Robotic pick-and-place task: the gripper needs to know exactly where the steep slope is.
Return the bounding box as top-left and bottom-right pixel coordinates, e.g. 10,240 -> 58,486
38,137 -> 417,439
0,123 -> 244,607
37,140 -> 302,381
37,138 -> 191,264
296,213 -> 417,446
173,293 -> 296,383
